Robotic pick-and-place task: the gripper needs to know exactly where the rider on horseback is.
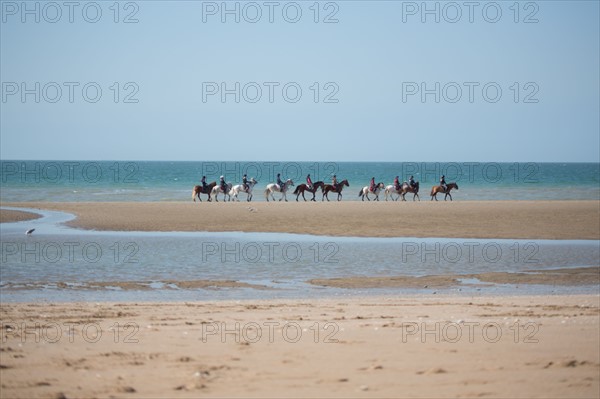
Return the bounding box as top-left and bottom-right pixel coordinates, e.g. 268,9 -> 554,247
440,175 -> 447,192
277,173 -> 284,191
408,175 -> 416,189
201,176 -> 207,193
332,175 -> 338,190
220,176 -> 227,192
369,177 -> 376,193
242,174 -> 248,192
306,174 -> 313,190
393,176 -> 400,191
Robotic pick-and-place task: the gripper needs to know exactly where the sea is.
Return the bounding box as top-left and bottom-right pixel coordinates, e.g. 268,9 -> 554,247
1,161 -> 599,202
1,161 -> 599,302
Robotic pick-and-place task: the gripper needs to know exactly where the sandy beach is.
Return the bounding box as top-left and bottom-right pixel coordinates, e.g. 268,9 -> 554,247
1,201 -> 599,398
1,295 -> 599,398
2,200 -> 599,239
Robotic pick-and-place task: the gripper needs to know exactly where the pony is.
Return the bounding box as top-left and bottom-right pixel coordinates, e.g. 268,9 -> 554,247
264,179 -> 294,202
293,181 -> 324,201
384,185 -> 402,201
192,181 -> 216,202
211,182 -> 233,202
358,182 -> 385,201
229,178 -> 258,202
401,181 -> 420,201
322,179 -> 350,201
430,182 -> 458,201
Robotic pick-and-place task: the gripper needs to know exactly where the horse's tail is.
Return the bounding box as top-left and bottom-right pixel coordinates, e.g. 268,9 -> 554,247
358,188 -> 363,197
264,187 -> 270,199
293,186 -> 301,194
192,187 -> 197,201
430,186 -> 436,196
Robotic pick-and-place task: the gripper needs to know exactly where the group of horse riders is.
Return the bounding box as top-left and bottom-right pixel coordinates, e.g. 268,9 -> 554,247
200,173 -> 447,194
201,174 -> 252,194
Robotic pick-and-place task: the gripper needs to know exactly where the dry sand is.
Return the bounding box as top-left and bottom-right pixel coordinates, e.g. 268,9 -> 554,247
1,295 -> 599,398
2,200 -> 599,239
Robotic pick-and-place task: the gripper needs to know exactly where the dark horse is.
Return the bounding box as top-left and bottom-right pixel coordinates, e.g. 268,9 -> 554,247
401,182 -> 420,201
192,182 -> 217,202
322,179 -> 350,201
430,182 -> 459,201
293,181 -> 324,201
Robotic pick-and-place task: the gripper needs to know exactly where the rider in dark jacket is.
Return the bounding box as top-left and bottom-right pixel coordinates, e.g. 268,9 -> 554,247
408,175 -> 416,188
277,173 -> 284,190
440,175 -> 447,192
220,176 -> 227,192
201,176 -> 207,192
242,174 -> 248,191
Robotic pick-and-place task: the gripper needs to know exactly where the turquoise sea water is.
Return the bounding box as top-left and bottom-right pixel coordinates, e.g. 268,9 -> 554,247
1,161 -> 599,202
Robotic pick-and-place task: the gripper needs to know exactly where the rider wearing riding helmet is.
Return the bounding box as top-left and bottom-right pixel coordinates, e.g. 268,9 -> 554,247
220,175 -> 227,192
277,173 -> 284,190
393,176 -> 400,190
306,174 -> 313,190
369,177 -> 376,192
201,176 -> 207,192
408,175 -> 416,188
440,175 -> 447,192
242,174 -> 248,191
332,174 -> 338,190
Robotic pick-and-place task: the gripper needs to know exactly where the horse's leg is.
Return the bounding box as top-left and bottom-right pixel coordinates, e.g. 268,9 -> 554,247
337,192 -> 342,201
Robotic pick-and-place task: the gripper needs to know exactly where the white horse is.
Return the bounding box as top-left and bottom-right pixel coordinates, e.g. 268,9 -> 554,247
358,182 -> 385,201
211,182 -> 232,202
384,185 -> 402,201
229,178 -> 258,202
264,179 -> 294,202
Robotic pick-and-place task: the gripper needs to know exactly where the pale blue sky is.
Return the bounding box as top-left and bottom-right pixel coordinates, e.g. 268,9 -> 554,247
1,0 -> 599,161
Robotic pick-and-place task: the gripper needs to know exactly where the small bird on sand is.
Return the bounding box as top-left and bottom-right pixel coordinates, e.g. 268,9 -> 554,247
25,228 -> 35,235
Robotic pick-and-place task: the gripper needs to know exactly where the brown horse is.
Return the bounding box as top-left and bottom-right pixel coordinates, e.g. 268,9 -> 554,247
293,181 -> 324,201
192,182 -> 216,202
401,182 -> 420,201
322,179 -> 349,201
430,182 -> 458,201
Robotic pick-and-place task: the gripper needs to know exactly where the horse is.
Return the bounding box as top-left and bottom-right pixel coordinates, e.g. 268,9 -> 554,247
401,181 -> 420,201
322,179 -> 350,201
293,181 -> 324,202
384,185 -> 402,201
430,182 -> 458,201
264,179 -> 294,202
211,182 -> 233,202
192,182 -> 216,202
229,178 -> 258,202
358,182 -> 385,201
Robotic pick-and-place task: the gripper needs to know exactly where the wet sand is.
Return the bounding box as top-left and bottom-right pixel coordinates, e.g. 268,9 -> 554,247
2,200 -> 599,239
0,209 -> 41,224
308,267 -> 600,289
1,295 -> 598,398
